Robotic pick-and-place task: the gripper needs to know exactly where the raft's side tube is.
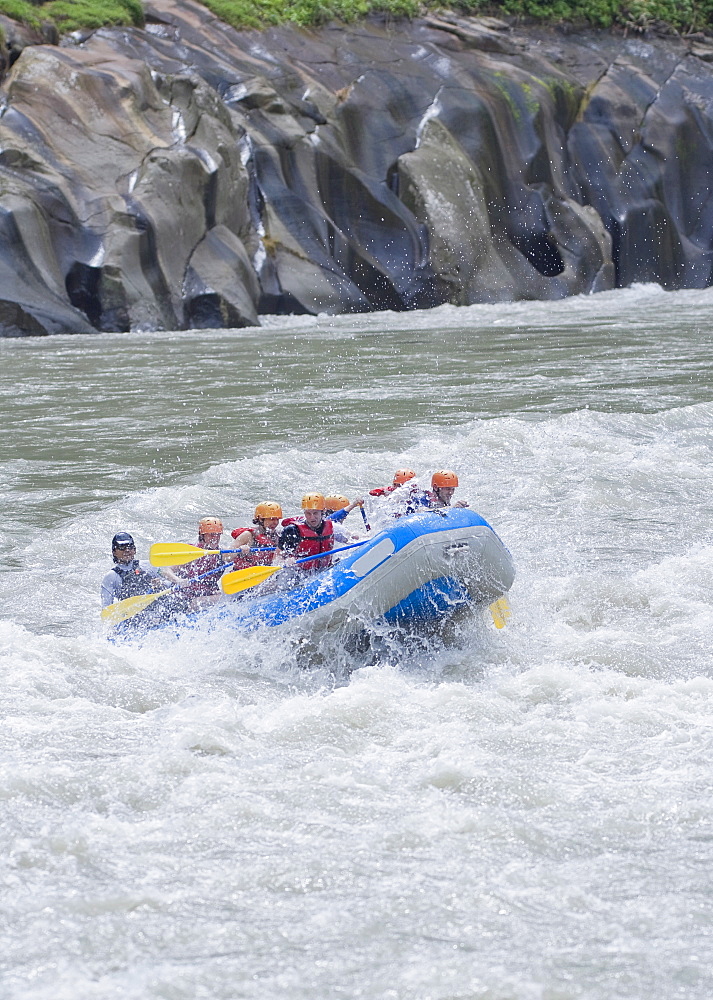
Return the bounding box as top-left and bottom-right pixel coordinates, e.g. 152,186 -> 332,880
216,508 -> 514,634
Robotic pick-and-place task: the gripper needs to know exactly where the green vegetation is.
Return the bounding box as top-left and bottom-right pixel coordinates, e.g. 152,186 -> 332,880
0,0 -> 144,33
494,0 -> 713,32
0,0 -> 42,30
201,0 -> 421,30
193,0 -> 713,35
43,0 -> 144,32
0,0 -> 710,43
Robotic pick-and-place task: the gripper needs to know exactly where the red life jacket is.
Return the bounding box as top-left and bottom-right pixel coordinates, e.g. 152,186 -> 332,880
178,542 -> 223,596
230,527 -> 277,570
293,517 -> 334,571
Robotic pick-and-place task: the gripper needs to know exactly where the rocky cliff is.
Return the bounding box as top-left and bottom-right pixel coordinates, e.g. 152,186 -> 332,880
0,2 -> 712,334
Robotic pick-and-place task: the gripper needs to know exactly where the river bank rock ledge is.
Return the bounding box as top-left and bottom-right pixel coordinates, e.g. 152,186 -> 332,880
1,2 -> 713,334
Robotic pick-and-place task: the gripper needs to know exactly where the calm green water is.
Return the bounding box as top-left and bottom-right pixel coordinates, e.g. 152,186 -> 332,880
1,284 -> 712,1000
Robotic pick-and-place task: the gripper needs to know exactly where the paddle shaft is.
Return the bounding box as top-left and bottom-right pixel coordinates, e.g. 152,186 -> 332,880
192,546 -> 275,555
291,538 -> 368,565
149,541 -> 277,566
140,560 -> 230,601
171,562 -> 230,589
219,538 -> 371,595
211,539 -> 366,566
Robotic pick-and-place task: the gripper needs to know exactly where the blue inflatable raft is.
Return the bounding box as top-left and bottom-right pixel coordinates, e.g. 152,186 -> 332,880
210,507 -> 514,635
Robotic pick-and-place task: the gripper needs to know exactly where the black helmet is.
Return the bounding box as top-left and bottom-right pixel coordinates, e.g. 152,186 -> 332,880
112,531 -> 135,550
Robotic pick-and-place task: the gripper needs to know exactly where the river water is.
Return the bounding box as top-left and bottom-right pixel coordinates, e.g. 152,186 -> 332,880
1,284 -> 712,999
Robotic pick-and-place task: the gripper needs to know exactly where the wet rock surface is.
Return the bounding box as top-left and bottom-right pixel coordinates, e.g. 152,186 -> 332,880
0,1 -> 711,334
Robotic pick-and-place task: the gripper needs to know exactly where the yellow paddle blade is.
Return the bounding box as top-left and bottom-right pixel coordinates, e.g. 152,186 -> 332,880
150,542 -> 220,567
489,597 -> 512,630
100,588 -> 171,625
221,564 -> 281,595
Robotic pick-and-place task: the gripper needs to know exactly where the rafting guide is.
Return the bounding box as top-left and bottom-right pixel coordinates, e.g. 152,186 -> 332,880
100,532 -> 187,608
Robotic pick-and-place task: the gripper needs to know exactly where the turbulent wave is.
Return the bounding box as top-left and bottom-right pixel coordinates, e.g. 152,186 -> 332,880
4,399 -> 712,676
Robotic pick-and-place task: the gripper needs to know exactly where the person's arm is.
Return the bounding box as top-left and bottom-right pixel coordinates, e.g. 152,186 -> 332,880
100,571 -> 119,608
230,528 -> 255,557
137,560 -> 187,589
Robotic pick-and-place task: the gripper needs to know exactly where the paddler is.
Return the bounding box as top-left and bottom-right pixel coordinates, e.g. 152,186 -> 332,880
324,494 -> 364,524
173,516 -> 231,604
229,501 -> 282,569
366,468 -> 429,518
368,467 -> 417,498
323,495 -> 365,543
101,531 -> 186,609
426,470 -> 469,508
277,492 -> 334,571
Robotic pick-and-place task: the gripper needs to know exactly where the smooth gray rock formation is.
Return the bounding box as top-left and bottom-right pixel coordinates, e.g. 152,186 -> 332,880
0,2 -> 711,333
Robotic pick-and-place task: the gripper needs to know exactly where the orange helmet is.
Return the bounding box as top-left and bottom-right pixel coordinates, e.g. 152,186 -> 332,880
393,468 -> 416,485
431,470 -> 458,488
254,501 -> 283,519
301,492 -> 326,510
198,516 -> 223,534
324,494 -> 350,512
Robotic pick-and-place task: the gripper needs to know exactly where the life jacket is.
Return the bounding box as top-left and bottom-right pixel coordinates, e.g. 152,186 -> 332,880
229,526 -> 277,570
177,543 -> 224,596
111,561 -> 158,602
292,517 -> 334,571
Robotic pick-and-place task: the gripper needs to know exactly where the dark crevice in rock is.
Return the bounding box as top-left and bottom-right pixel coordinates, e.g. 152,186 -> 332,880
512,231 -> 565,276
126,197 -> 179,328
